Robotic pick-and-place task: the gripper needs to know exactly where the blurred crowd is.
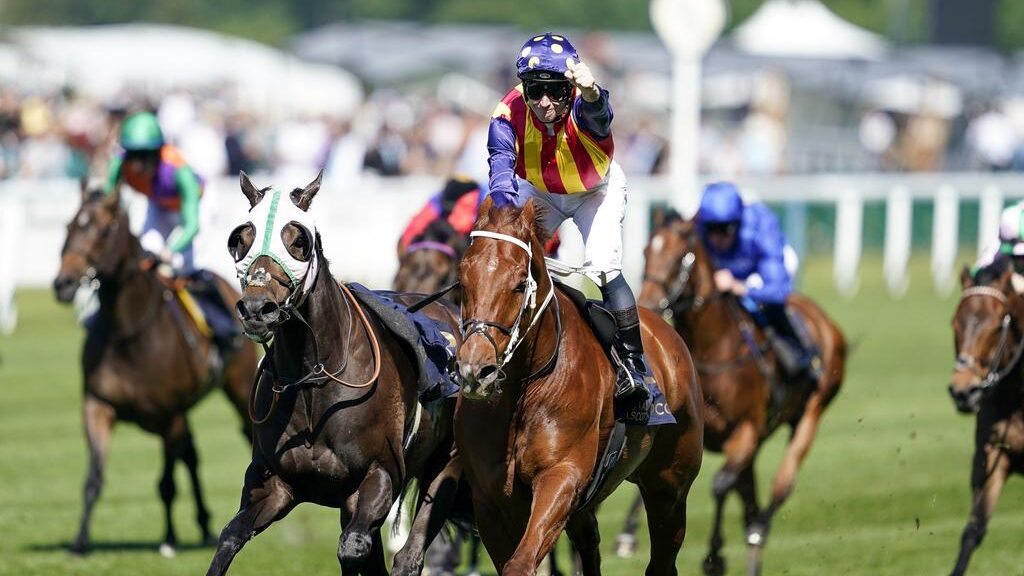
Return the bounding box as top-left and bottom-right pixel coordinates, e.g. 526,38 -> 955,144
3,65 -> 1024,184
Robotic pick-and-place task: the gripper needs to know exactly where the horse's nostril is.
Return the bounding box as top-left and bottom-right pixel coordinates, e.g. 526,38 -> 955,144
477,364 -> 499,382
260,301 -> 279,317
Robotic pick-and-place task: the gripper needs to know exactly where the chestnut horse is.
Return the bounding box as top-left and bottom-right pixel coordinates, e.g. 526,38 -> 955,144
637,212 -> 846,576
948,262 -> 1024,575
456,197 -> 704,575
53,181 -> 257,556
206,173 -> 464,576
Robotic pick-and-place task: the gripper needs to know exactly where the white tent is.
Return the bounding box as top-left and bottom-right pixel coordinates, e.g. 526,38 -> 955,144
11,24 -> 363,117
732,0 -> 888,60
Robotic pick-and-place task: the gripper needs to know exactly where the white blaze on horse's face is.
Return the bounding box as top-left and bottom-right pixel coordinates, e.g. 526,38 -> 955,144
236,188 -> 319,303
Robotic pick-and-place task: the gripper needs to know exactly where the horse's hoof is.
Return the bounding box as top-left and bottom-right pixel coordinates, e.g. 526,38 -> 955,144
68,541 -> 88,557
615,533 -> 638,558
702,554 -> 726,576
159,543 -> 177,558
338,531 -> 372,566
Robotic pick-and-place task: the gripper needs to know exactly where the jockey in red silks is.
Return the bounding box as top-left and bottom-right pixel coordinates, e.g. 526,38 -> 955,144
399,175 -> 561,257
399,175 -> 484,254
486,32 -> 653,409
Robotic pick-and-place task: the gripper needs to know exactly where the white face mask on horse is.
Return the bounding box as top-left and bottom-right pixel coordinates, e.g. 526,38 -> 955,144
235,174 -> 321,308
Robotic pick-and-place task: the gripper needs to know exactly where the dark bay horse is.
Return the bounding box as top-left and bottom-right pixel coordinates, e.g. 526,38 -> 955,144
637,212 -> 846,576
948,263 -> 1024,575
53,181 -> 258,556
393,219 -> 465,299
456,197 -> 704,575
206,172 -> 464,576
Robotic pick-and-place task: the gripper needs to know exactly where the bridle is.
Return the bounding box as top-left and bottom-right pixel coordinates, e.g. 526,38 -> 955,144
644,228 -> 717,320
460,230 -> 560,384
955,286 -> 1024,393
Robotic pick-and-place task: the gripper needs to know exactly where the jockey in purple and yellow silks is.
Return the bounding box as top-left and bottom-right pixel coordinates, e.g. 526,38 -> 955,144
487,32 -> 654,410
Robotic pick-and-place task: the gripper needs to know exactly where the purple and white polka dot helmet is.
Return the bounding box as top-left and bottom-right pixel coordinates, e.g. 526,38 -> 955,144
516,33 -> 580,80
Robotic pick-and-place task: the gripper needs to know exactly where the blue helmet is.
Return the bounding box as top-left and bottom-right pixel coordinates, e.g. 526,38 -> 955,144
516,33 -> 580,80
698,182 -> 744,224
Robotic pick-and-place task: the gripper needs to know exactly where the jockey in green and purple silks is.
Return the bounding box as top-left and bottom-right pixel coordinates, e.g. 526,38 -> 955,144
105,111 -> 203,272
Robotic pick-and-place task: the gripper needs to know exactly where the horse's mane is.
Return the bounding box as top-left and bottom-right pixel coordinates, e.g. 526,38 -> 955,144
975,256 -> 1012,285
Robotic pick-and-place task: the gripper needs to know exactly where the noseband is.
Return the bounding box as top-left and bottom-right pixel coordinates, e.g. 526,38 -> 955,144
460,230 -> 559,382
956,286 -> 1024,393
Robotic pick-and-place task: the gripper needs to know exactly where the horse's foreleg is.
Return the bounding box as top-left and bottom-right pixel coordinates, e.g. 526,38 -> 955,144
735,466 -> 765,576
950,443 -> 1011,576
393,455 -> 464,576
502,465 -> 581,576
752,393 -> 826,559
704,421 -> 758,576
178,420 -> 214,544
157,415 -> 189,557
614,490 -> 645,558
206,464 -> 295,576
338,464 -> 394,572
70,395 -> 116,556
565,511 -> 601,576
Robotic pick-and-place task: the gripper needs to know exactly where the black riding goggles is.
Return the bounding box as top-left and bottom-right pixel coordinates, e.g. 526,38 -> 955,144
523,80 -> 573,102
703,222 -> 739,236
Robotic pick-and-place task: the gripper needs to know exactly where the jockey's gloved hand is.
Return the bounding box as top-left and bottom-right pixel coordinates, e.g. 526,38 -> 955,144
565,60 -> 600,103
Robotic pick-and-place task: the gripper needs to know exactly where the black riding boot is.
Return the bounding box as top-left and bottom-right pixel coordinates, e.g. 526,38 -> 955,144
611,307 -> 654,403
763,304 -> 820,381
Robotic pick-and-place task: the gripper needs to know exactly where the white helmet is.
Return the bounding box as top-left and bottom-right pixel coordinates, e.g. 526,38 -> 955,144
998,202 -> 1024,256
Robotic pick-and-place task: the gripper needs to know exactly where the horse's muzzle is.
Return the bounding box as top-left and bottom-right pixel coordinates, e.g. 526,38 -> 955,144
948,383 -> 982,414
458,361 -> 500,400
53,275 -> 78,303
236,295 -> 283,340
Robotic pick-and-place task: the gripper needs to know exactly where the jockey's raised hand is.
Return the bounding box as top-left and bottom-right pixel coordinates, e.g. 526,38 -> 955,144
565,59 -> 600,103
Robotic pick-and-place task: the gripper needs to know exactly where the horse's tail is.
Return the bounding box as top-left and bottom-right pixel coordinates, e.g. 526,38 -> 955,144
390,481 -> 418,540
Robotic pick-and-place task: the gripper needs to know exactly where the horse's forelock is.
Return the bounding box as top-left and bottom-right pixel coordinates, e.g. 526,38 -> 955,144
485,202 -> 550,249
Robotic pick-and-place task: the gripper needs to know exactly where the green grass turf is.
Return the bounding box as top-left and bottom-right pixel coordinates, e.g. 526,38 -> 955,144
1,254 -> 1022,576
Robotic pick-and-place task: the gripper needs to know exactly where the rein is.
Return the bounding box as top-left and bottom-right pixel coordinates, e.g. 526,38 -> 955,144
405,240 -> 457,259
248,279 -> 383,425
957,286 -> 1024,393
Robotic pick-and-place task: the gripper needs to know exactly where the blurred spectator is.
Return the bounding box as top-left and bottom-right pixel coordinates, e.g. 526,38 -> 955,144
965,105 -> 1018,171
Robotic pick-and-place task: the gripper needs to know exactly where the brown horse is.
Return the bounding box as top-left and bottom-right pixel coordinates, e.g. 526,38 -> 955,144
637,212 -> 846,576
206,172 -> 464,576
456,197 -> 704,576
393,219 -> 465,299
948,262 -> 1024,576
53,181 -> 257,556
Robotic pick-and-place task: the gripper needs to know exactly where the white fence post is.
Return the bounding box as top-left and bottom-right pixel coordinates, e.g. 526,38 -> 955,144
884,185 -> 912,298
932,185 -> 959,295
834,188 -> 863,297
977,185 -> 1003,259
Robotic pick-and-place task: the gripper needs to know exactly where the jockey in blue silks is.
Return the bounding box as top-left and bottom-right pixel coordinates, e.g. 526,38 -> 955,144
697,181 -> 819,379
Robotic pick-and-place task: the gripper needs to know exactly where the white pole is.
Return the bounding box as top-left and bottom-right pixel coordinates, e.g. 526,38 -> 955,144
670,57 -> 702,215
834,189 -> 863,298
977,185 -> 1003,258
883,186 -> 912,298
650,0 -> 726,215
932,185 -> 959,295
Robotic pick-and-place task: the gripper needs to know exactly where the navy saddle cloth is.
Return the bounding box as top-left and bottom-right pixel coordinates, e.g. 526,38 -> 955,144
347,283 -> 460,401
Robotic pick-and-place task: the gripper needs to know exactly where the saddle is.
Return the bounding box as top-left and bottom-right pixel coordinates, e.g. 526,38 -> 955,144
346,283 -> 460,402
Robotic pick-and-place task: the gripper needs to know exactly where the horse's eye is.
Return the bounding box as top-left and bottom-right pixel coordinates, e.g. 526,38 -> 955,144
228,223 -> 254,262
513,280 -> 528,293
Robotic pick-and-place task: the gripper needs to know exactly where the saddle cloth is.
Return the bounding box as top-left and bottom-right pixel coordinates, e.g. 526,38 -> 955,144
346,283 -> 460,401
553,280 -> 675,426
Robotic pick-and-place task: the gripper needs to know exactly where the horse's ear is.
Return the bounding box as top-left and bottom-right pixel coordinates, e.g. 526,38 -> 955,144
476,195 -> 495,228
998,265 -> 1014,294
651,206 -> 666,231
960,265 -> 974,289
292,170 -> 323,211
79,176 -> 89,200
239,171 -> 264,207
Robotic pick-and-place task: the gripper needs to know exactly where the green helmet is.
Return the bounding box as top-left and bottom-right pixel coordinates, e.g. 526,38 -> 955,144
119,112 -> 164,151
